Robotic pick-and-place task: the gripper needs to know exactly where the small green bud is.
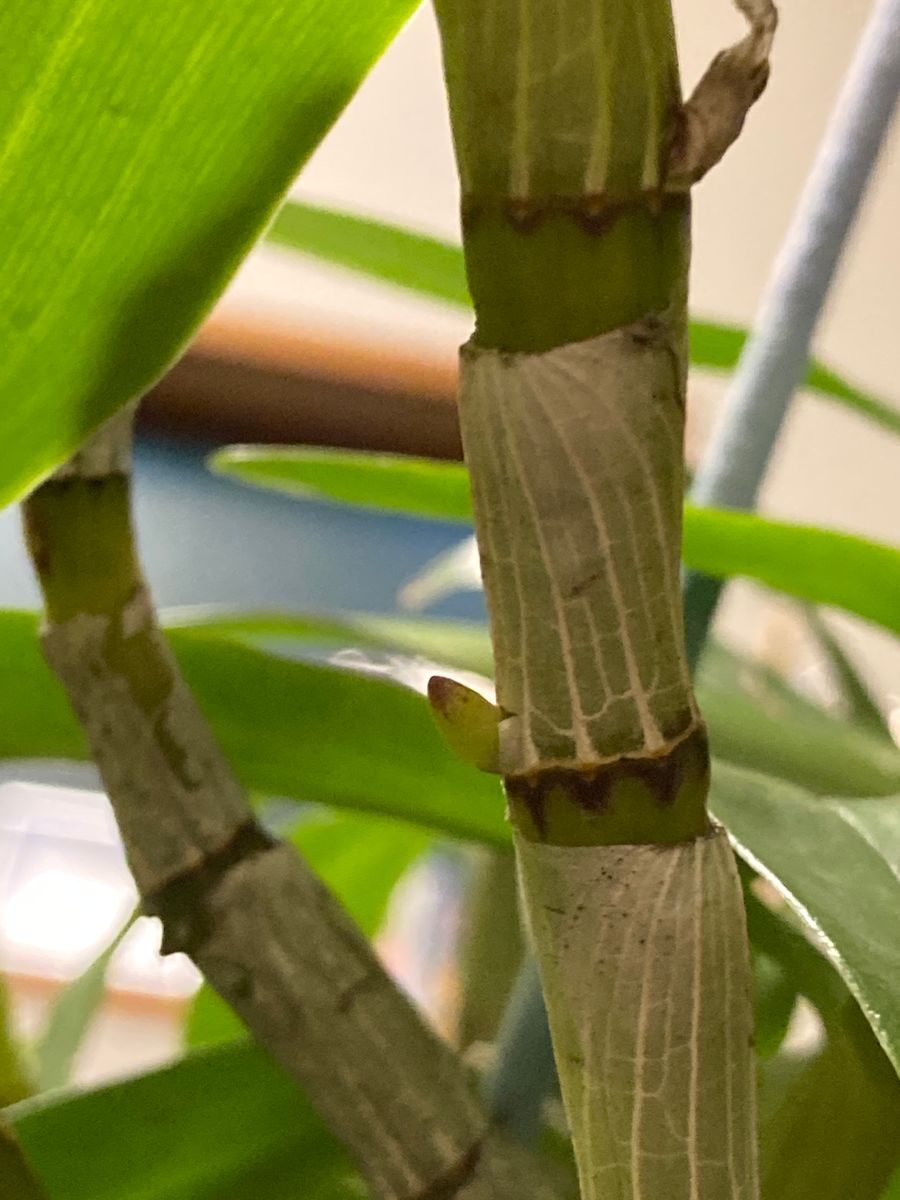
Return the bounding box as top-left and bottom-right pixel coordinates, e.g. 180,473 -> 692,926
427,675 -> 501,773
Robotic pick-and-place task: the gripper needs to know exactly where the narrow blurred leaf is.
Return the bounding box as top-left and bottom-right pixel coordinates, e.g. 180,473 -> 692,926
712,763 -> 900,1075
4,610 -> 898,1072
211,448 -> 900,637
684,506 -> 900,637
802,606 -> 887,734
5,609 -> 900,841
0,0 -> 416,508
35,909 -> 138,1092
187,811 -> 429,1048
10,1042 -> 359,1199
167,606 -> 493,677
263,202 -> 900,435
268,202 -> 471,307
210,446 -> 474,523
169,607 -> 900,797
398,536 -> 482,610
699,643 -> 900,797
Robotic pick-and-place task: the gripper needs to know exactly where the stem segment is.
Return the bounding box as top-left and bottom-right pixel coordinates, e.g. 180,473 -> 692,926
434,0 -> 775,1193
23,409 -> 563,1200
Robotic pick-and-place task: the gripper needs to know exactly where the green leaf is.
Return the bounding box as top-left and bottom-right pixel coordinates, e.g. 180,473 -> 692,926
684,506 -> 900,637
170,608 -> 900,797
187,810 -> 429,1048
711,762 -> 900,1076
210,448 -> 900,638
268,201 -> 471,307
35,908 -> 138,1092
760,1003 -> 900,1200
698,644 -> 900,798
263,202 -> 900,435
801,605 -> 887,735
751,949 -> 796,1060
0,1124 -> 48,1200
9,1042 -> 359,1199
210,446 -> 474,523
0,611 -> 509,846
5,608 -> 898,1076
0,0 -> 416,508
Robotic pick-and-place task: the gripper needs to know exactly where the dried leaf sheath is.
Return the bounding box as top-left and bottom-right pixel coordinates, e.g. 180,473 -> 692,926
22,409 -> 562,1200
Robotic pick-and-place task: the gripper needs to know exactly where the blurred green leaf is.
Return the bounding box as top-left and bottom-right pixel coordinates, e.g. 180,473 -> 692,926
760,1003 -> 900,1200
168,606 -> 493,677
699,644 -> 900,797
0,611 -> 509,845
35,909 -> 138,1092
684,506 -> 900,637
0,0 -> 416,509
265,202 -> 900,435
10,1042 -> 359,1199
752,950 -> 796,1060
0,1124 -> 48,1200
187,811 -> 429,1048
4,609 -> 898,1072
801,605 -> 887,734
171,607 -> 900,797
211,449 -> 900,637
712,763 -> 900,1076
210,447 -> 474,523
268,202 -> 471,307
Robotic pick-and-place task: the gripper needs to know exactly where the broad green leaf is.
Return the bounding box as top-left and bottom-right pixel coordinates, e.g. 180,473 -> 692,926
10,1042 -> 359,1199
684,506 -> 900,638
264,202 -> 900,435
711,762 -> 900,1075
170,608 -> 900,797
4,610 -> 899,843
187,810 -> 429,1048
0,0 -> 416,508
5,609 -> 898,1072
210,446 -> 474,523
35,908 -> 139,1092
0,611 -> 509,846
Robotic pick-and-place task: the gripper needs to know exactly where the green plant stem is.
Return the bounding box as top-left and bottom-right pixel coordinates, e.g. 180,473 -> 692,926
22,409 -> 563,1200
434,1 -> 774,1193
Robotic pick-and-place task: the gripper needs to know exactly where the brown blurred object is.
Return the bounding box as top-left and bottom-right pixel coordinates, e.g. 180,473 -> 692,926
140,314 -> 463,460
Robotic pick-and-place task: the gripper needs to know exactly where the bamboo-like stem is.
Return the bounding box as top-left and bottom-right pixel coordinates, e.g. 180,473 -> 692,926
434,1 -> 774,1194
684,0 -> 900,667
22,409 -> 563,1200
